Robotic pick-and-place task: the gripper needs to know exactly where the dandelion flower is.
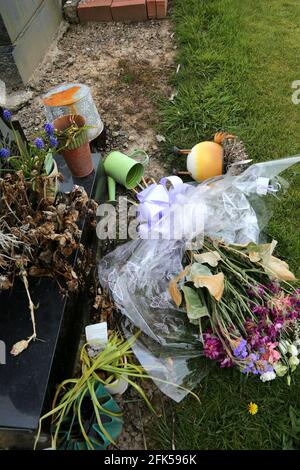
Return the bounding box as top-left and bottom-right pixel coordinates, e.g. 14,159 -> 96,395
248,402 -> 258,415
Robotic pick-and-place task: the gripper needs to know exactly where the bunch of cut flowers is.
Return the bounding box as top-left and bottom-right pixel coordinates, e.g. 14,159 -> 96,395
169,238 -> 300,384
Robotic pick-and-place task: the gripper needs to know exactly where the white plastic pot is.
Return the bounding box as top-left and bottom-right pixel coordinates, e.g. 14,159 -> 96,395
104,357 -> 128,395
104,376 -> 129,396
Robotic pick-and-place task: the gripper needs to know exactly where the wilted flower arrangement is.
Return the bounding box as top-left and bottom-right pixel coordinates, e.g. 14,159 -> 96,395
169,238 -> 300,384
0,109 -> 98,355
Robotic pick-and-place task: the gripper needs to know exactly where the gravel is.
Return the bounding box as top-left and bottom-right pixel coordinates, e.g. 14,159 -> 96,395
15,19 -> 176,182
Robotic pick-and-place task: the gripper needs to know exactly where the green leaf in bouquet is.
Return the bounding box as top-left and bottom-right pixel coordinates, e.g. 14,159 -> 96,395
187,263 -> 212,280
182,285 -> 209,325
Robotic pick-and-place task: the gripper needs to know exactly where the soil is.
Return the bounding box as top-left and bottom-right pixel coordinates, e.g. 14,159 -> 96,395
15,19 -> 176,181
12,18 -> 175,450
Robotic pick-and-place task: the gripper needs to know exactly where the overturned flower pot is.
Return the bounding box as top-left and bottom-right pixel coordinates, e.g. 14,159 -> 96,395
53,114 -> 93,178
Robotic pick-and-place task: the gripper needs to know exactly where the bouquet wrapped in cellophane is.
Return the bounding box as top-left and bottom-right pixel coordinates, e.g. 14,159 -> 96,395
169,238 -> 300,383
99,155 -> 300,400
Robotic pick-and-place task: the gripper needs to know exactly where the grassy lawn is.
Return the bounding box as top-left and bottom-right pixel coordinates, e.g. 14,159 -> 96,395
154,0 -> 300,450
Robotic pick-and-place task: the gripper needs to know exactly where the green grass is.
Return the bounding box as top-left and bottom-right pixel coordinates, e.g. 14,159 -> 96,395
153,0 -> 300,450
155,366 -> 300,450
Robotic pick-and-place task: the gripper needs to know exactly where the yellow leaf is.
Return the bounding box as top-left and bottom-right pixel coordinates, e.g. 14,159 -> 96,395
263,255 -> 296,281
193,251 -> 221,267
248,251 -> 261,262
168,267 -> 190,307
168,279 -> 182,307
249,240 -> 296,281
248,240 -> 277,262
192,272 -> 225,301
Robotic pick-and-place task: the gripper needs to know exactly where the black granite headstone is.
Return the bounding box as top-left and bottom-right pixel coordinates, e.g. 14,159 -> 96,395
0,153 -> 106,449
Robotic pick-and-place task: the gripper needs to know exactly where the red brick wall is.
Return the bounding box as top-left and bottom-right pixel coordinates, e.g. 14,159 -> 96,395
77,0 -> 168,22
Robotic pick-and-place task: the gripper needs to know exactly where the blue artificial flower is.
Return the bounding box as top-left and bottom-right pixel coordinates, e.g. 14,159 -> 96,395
49,136 -> 58,148
44,122 -> 55,136
0,148 -> 10,159
34,137 -> 45,149
3,109 -> 12,121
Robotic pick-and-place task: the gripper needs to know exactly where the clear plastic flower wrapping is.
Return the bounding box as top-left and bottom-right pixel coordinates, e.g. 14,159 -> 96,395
98,156 -> 300,401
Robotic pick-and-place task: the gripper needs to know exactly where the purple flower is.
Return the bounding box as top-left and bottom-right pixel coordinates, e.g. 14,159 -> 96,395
251,305 -> 269,316
257,286 -> 266,297
220,357 -> 233,368
242,353 -> 260,374
203,334 -> 224,361
248,285 -> 266,298
248,289 -> 256,298
44,122 -> 55,136
49,136 -> 58,148
267,281 -> 281,294
289,292 -> 300,309
287,311 -> 299,321
0,148 -> 10,159
255,359 -> 274,375
232,338 -> 248,359
242,353 -> 274,376
34,137 -> 44,149
266,325 -> 278,340
3,109 -> 12,121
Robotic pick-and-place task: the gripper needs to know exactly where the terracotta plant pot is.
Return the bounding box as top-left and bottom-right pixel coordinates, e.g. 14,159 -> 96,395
53,114 -> 93,178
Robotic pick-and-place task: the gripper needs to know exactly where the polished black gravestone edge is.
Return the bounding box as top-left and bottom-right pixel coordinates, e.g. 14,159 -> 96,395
0,153 -> 106,449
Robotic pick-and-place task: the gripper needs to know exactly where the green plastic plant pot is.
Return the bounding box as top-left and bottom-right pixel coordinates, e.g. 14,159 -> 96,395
107,176 -> 116,202
103,150 -> 146,189
54,383 -> 123,450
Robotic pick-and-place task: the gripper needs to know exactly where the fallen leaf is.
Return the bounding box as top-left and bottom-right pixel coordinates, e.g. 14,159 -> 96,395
193,251 -> 221,267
